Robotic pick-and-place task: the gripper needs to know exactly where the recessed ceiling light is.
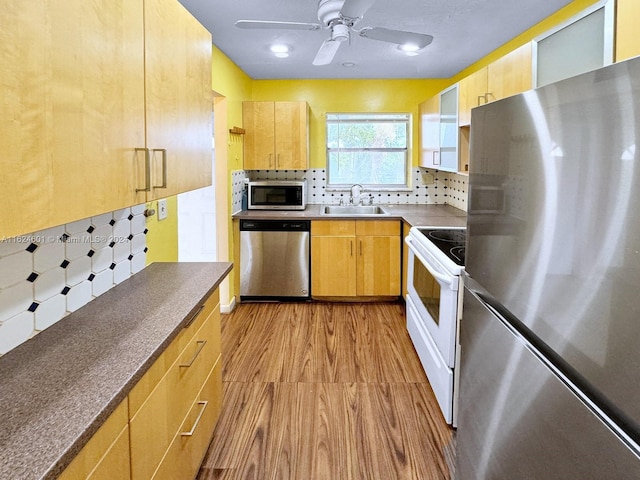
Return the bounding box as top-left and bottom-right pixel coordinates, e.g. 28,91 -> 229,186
270,44 -> 291,58
398,44 -> 421,56
342,61 -> 356,68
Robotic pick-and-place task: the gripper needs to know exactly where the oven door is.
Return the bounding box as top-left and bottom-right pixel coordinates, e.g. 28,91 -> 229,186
405,236 -> 459,368
406,294 -> 454,424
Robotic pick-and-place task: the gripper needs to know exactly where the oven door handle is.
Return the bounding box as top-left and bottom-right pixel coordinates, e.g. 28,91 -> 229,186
405,237 -> 455,288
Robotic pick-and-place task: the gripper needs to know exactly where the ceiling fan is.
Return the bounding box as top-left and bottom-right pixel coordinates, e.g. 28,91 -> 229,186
235,0 -> 434,66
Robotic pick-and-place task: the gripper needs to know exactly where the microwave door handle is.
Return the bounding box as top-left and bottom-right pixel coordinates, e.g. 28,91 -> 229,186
405,237 -> 454,287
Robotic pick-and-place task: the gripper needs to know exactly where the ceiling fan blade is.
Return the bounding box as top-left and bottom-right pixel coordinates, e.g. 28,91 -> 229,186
312,39 -> 342,66
340,0 -> 377,20
235,20 -> 320,31
360,27 -> 433,49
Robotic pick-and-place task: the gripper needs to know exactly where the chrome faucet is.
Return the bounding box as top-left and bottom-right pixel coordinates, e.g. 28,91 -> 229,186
349,184 -> 363,205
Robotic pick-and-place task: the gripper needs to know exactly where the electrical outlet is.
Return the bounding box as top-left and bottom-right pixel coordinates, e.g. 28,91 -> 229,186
421,172 -> 435,184
157,199 -> 168,220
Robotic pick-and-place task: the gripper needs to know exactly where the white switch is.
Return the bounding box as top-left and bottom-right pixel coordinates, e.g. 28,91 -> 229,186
157,199 -> 168,220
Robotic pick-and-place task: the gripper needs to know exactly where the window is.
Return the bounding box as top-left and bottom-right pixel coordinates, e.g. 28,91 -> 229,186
326,113 -> 410,188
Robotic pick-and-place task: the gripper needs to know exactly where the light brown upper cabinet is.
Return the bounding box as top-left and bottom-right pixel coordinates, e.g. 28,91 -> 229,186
0,0 -> 212,240
458,67 -> 488,127
143,0 -> 213,201
458,43 -> 532,127
616,0 -> 640,61
243,101 -> 309,170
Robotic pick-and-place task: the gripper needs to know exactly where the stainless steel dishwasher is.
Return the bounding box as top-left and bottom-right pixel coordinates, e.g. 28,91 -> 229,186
239,219 -> 310,300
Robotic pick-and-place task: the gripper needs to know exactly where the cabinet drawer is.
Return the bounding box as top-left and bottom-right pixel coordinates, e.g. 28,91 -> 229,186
152,358 -> 223,480
58,401 -> 129,480
355,220 -> 400,236
129,289 -> 219,417
129,304 -> 220,480
311,220 -> 355,236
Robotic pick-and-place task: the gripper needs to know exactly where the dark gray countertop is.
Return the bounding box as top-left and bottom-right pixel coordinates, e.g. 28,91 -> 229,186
0,262 -> 232,480
232,204 -> 467,228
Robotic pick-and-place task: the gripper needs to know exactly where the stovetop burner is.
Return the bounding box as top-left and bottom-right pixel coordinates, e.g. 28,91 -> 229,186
427,230 -> 466,244
417,228 -> 466,267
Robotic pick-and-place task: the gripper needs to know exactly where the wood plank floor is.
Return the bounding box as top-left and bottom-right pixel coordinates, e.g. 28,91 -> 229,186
197,301 -> 455,480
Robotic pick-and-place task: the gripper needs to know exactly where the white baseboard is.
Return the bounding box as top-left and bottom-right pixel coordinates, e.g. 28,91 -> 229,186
221,295 -> 236,314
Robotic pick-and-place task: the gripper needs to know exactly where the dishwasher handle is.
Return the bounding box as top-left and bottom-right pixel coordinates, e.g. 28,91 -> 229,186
240,219 -> 310,232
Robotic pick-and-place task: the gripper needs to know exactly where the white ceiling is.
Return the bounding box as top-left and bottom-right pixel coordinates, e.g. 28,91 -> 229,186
178,0 -> 574,80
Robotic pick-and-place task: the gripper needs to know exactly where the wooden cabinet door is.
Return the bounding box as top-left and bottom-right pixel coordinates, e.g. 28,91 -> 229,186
616,0 -> 640,62
58,401 -> 130,480
311,235 -> 357,297
274,101 -> 309,170
487,43 -> 532,103
243,101 -> 276,169
419,95 -> 440,169
458,66 -> 488,126
0,0 -> 146,239
144,0 -> 212,200
129,312 -> 218,479
152,359 -> 222,480
356,235 -> 401,296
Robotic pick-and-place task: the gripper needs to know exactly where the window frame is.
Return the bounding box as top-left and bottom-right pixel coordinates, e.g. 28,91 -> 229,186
325,113 -> 411,190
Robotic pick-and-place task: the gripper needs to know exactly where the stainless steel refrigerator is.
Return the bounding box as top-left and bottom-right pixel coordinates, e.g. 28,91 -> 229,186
458,56 -> 640,478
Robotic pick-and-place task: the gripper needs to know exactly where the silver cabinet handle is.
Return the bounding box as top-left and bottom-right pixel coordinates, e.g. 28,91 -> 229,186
180,401 -> 208,437
359,240 -> 363,256
135,148 -> 151,192
268,153 -> 273,168
350,240 -> 353,256
152,148 -> 167,189
433,151 -> 440,166
179,340 -> 207,368
184,305 -> 205,329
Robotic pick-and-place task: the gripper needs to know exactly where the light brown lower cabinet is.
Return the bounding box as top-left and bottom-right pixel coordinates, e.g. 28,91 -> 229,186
58,401 -> 131,480
311,220 -> 401,298
58,288 -> 222,480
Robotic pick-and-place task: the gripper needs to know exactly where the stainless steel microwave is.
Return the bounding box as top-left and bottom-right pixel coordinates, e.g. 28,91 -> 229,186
247,180 -> 307,210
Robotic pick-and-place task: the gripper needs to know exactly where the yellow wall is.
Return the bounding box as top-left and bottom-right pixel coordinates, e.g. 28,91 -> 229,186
252,79 -> 450,168
212,46 -> 253,173
145,196 -> 178,263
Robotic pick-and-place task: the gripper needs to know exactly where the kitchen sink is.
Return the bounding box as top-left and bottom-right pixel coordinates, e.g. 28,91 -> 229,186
321,205 -> 391,216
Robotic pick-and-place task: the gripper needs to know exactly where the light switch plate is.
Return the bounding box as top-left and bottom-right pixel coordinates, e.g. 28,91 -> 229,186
157,199 -> 168,220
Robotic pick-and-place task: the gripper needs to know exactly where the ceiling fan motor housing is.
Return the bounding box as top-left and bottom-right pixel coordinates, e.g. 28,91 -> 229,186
318,0 -> 347,25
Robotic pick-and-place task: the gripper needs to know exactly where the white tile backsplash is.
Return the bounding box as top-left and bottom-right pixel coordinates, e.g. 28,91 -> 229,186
91,269 -> 113,297
35,294 -> 66,330
232,167 -> 469,211
0,251 -> 32,290
65,232 -> 93,260
33,238 -> 65,273
66,280 -> 92,312
91,246 -> 113,274
66,256 -> 92,287
0,204 -> 148,356
0,282 -> 32,323
0,312 -> 34,355
33,268 -> 65,302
